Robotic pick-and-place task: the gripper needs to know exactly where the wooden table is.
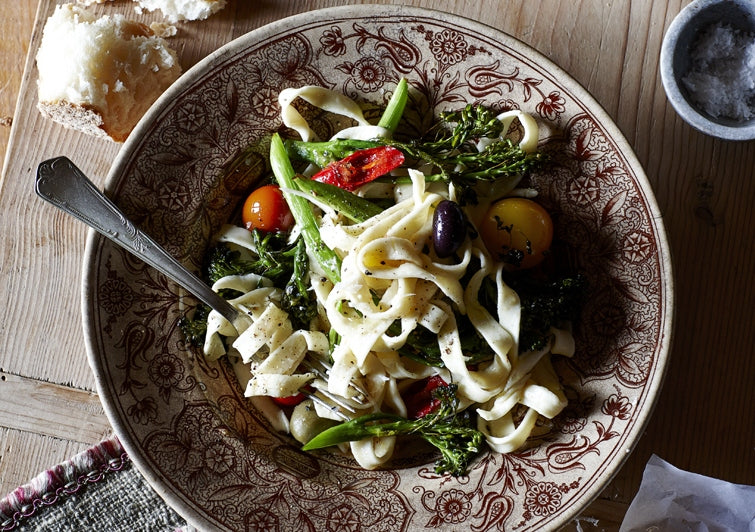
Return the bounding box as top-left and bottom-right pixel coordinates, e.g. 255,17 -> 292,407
1,0 -> 753,528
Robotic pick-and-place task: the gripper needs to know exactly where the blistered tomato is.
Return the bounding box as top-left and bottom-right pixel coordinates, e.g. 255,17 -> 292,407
311,146 -> 404,191
479,197 -> 553,269
402,375 -> 448,419
241,184 -> 294,232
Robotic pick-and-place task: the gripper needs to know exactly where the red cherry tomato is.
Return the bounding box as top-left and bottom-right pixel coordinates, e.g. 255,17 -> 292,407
271,392 -> 306,407
479,197 -> 553,269
312,146 -> 405,191
242,184 -> 294,233
402,375 -> 448,419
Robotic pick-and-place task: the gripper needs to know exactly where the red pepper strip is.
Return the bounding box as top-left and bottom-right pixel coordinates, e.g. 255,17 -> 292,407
311,146 -> 405,191
402,375 -> 448,419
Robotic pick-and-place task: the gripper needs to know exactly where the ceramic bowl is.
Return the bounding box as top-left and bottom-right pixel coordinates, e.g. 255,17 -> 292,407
660,0 -> 755,140
83,5 -> 674,530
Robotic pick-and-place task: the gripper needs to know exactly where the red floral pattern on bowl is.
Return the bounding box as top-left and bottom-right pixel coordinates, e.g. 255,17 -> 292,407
83,5 -> 673,531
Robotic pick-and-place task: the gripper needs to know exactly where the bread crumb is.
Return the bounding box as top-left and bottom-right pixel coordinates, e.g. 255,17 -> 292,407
682,22 -> 755,121
134,0 -> 227,23
150,22 -> 178,38
36,3 -> 182,142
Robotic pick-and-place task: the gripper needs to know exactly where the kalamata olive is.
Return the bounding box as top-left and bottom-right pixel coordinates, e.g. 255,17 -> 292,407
432,200 -> 467,258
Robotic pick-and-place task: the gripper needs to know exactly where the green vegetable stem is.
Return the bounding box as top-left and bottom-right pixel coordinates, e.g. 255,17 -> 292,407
302,383 -> 485,476
376,78 -> 409,132
270,133 -> 342,283
292,177 -> 382,223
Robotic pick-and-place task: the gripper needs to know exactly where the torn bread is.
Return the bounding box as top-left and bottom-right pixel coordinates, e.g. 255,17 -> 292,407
134,0 -> 227,22
36,3 -> 182,142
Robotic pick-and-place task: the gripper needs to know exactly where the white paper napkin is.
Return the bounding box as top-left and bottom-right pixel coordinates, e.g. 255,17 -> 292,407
620,454 -> 755,531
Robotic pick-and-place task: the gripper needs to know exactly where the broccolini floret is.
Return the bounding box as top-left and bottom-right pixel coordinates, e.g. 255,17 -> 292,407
205,231 -> 293,285
178,303 -> 211,347
510,273 -> 586,353
180,230 -> 318,345
302,383 -> 485,476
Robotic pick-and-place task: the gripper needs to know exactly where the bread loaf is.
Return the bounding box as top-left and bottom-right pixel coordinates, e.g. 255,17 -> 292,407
36,3 -> 182,142
134,0 -> 227,22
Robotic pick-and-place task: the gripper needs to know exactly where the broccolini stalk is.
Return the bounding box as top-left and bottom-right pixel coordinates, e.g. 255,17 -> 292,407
303,383 -> 485,476
282,238 -> 318,329
376,78 -> 408,132
270,133 -> 342,283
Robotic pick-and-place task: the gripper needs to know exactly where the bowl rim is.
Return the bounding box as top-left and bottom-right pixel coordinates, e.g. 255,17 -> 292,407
82,4 -> 675,530
660,0 -> 755,140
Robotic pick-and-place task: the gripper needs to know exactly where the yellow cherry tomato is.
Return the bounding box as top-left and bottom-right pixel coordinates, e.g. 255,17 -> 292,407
479,197 -> 553,269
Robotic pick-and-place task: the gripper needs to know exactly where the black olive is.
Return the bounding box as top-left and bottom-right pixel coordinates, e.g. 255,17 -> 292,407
432,200 -> 467,258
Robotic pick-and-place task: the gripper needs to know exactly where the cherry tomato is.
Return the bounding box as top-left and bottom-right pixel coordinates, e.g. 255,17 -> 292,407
312,146 -> 405,191
479,197 -> 553,269
402,375 -> 447,419
271,392 -> 306,407
241,184 -> 294,233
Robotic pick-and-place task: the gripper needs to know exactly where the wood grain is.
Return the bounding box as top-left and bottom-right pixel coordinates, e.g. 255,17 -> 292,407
1,0 -> 753,527
0,371 -> 110,443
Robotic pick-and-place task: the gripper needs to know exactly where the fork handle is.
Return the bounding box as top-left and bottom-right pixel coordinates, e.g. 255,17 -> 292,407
35,156 -> 240,325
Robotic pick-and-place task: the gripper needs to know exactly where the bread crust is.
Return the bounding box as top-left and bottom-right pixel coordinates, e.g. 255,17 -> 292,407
37,100 -> 114,141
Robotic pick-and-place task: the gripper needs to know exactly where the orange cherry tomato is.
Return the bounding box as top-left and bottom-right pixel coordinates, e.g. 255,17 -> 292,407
241,184 -> 294,233
479,197 -> 553,269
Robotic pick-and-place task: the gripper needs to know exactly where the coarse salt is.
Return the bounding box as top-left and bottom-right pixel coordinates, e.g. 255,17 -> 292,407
682,21 -> 755,121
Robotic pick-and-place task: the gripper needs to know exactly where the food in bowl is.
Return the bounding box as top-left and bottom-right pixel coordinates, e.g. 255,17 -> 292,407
180,81 -> 585,476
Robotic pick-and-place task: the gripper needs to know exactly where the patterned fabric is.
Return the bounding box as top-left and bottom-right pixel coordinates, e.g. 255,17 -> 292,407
0,436 -> 190,532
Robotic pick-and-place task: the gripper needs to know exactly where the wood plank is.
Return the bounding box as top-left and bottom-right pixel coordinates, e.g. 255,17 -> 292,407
0,370 -> 111,444
0,1 -> 37,174
0,428 -> 95,499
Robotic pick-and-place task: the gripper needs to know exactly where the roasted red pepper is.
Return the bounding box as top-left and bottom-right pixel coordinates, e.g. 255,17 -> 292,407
311,145 -> 404,191
402,375 -> 448,419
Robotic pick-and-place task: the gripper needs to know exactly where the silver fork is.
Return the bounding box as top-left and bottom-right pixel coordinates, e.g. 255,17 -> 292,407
35,156 -> 366,418
302,357 -> 370,418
